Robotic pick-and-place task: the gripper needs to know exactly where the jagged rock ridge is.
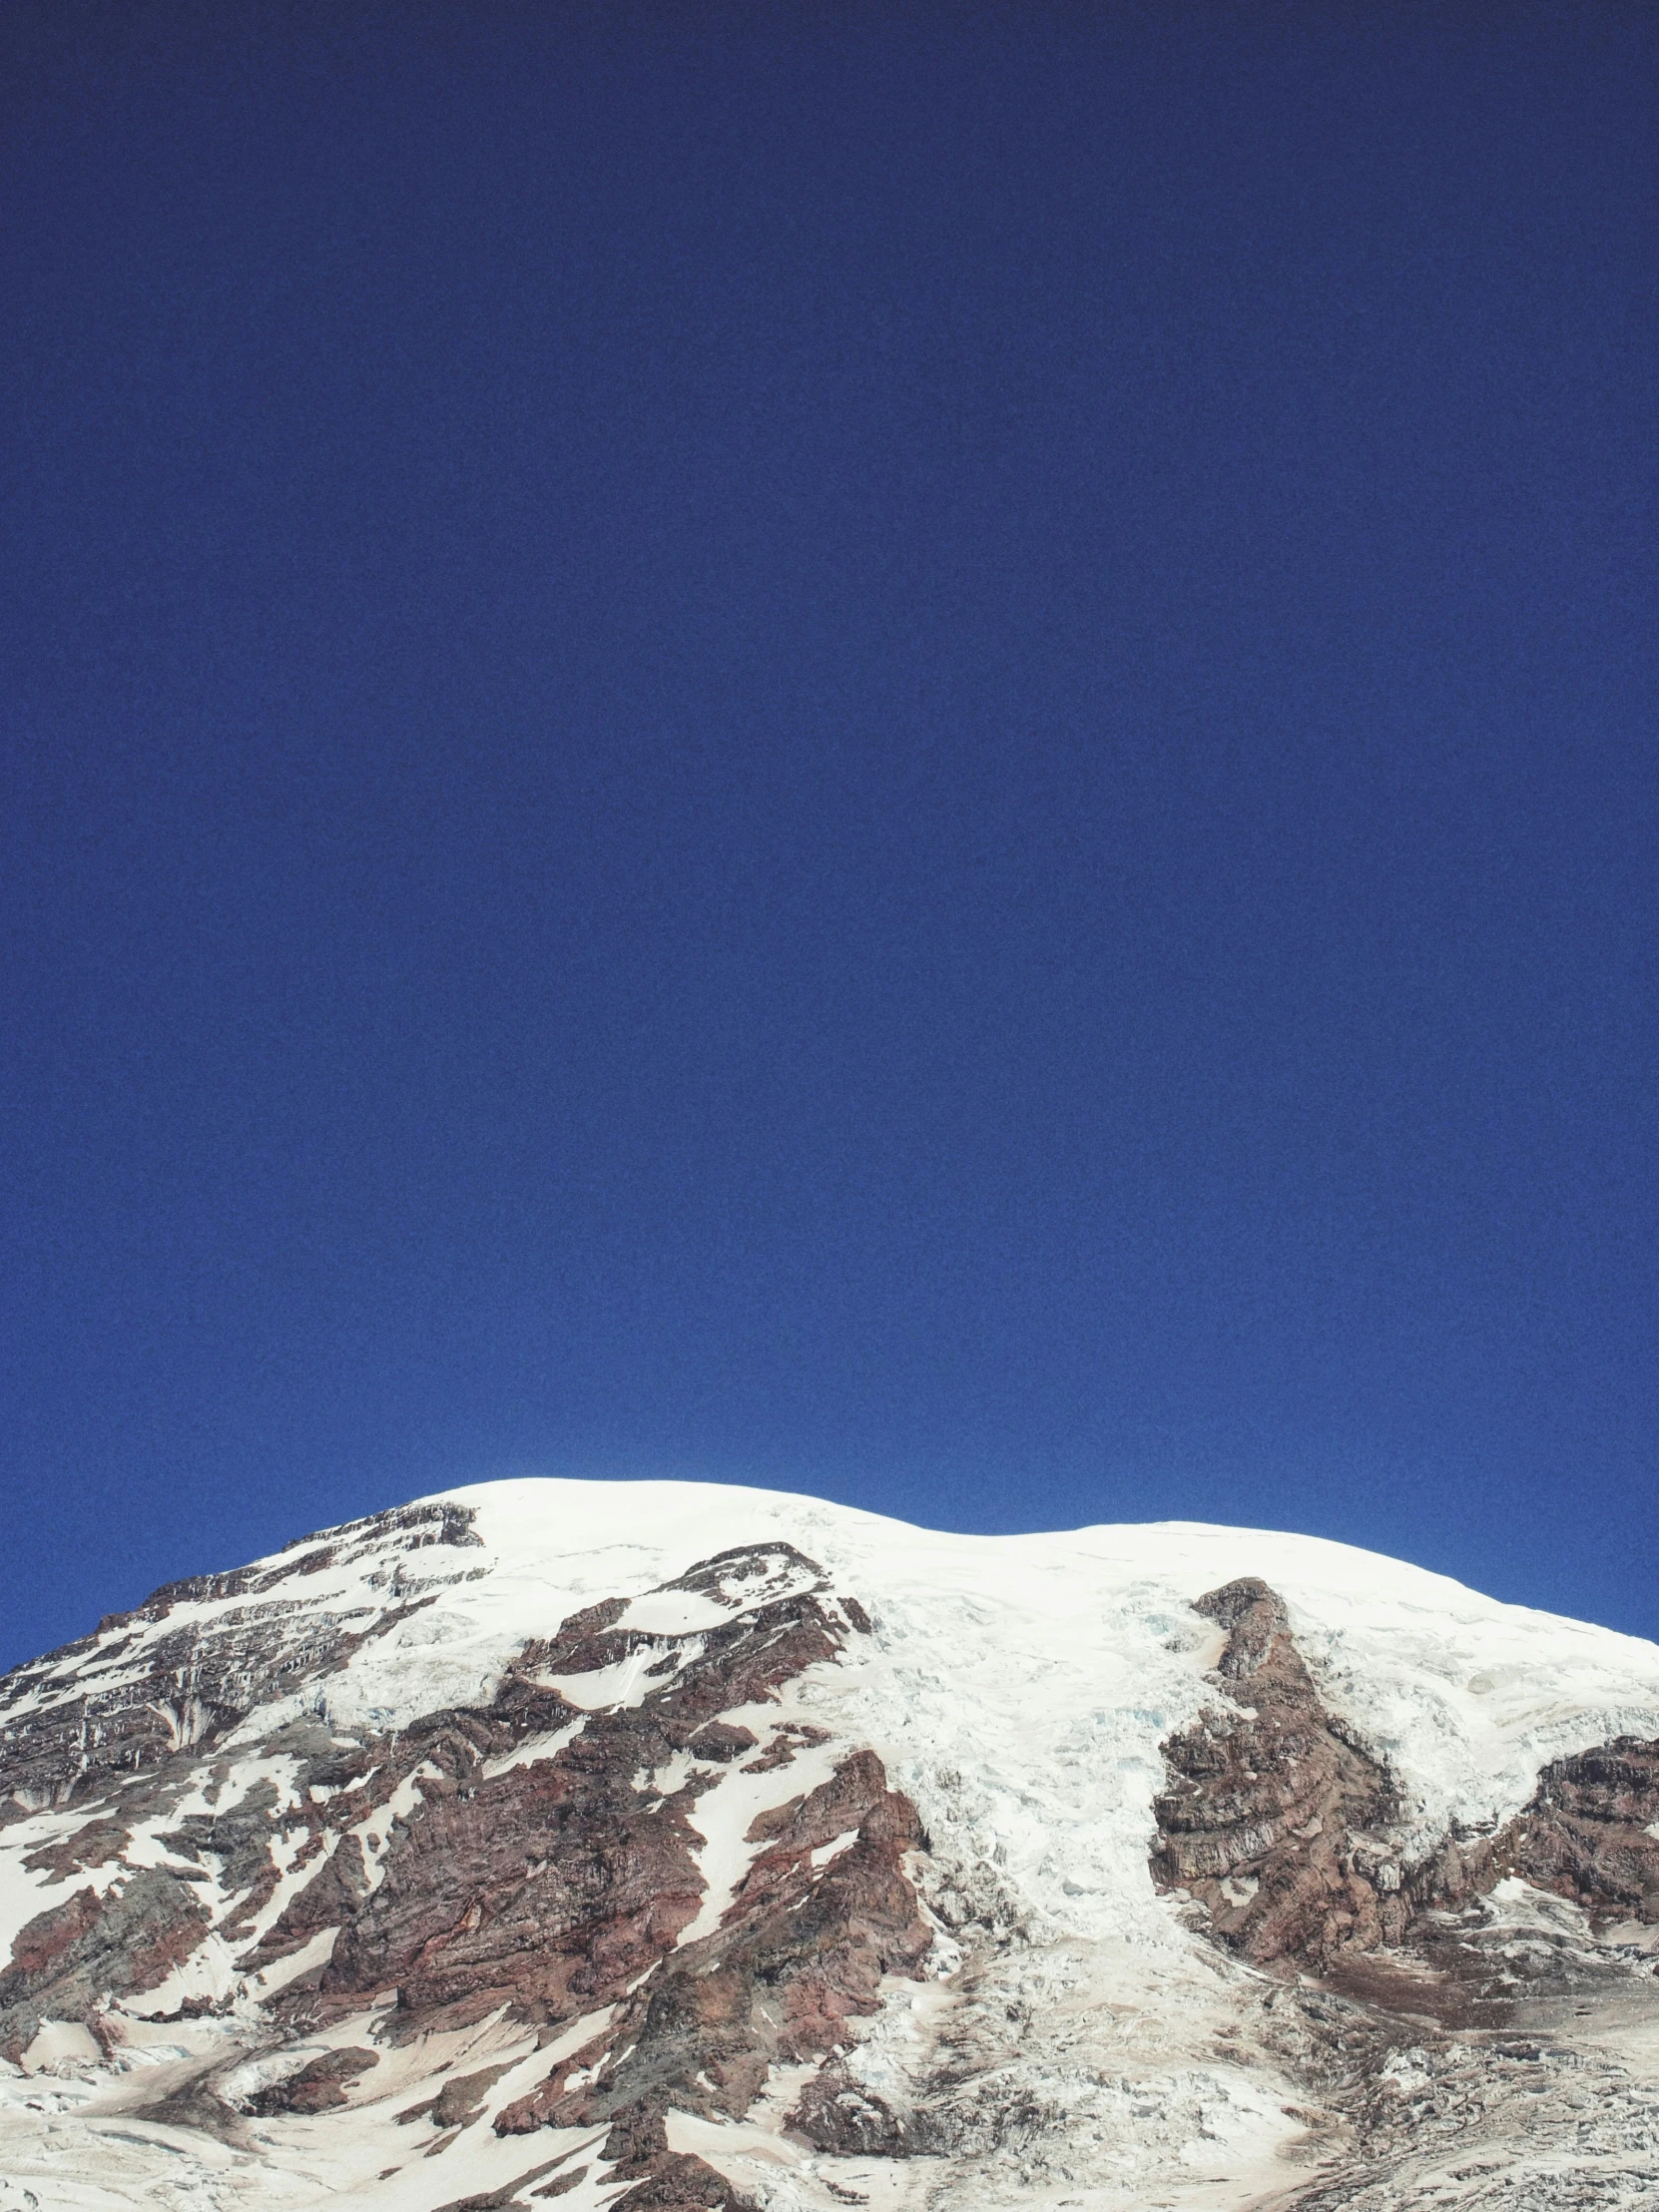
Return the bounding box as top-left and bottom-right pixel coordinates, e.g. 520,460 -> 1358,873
1152,1576 -> 1409,1965
1153,1574 -> 1659,1971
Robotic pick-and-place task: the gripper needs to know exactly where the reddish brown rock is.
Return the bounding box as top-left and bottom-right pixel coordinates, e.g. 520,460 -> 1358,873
0,1869 -> 211,2059
245,2045 -> 379,2115
1152,1578 -> 1405,1966
297,1563 -> 852,2038
0,1531 -> 926,2211
788,2060 -> 913,2156
496,1745 -> 928,2169
1154,1577 -> 1659,2007
685,1723 -> 758,1764
607,2151 -> 758,2210
1512,1737 -> 1659,1919
1415,1734 -> 1659,1927
20,1817 -> 133,1878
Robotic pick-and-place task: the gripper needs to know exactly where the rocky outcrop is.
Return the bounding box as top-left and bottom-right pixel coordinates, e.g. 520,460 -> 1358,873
1155,1576 -> 1659,2005
244,2045 -> 379,2115
0,1500 -> 484,1814
1511,1736 -> 1659,1919
291,1546 -> 872,2040
1416,1734 -> 1659,1926
0,1525 -> 930,2204
788,2060 -> 916,2156
494,1747 -> 927,2147
1152,1578 -> 1405,1967
0,1866 -> 210,2059
605,2141 -> 759,2212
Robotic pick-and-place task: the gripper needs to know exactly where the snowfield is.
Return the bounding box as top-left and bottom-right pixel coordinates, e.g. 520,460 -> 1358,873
4,1477 -> 1659,2211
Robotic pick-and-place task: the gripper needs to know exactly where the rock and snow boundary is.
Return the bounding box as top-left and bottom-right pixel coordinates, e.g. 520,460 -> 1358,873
3,1476 -> 1659,2211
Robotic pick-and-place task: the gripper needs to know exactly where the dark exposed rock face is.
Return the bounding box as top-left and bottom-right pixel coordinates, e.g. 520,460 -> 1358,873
1154,1576 -> 1659,1997
1417,1735 -> 1659,1927
788,2059 -> 916,2156
1146,1579 -> 1659,2209
461,1583 -> 932,2185
0,1521 -> 928,2206
1152,1578 -> 1406,1967
605,2145 -> 759,2212
270,1541 -> 931,2205
0,1500 -> 484,1815
0,1866 -> 211,2060
1512,1737 -> 1659,1919
298,1546 -> 872,2038
493,1747 -> 928,2144
244,2045 -> 379,2115
0,1509 -> 698,2048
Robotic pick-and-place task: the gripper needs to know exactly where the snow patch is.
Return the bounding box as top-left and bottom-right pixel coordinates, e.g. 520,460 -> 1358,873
678,1738 -> 843,1945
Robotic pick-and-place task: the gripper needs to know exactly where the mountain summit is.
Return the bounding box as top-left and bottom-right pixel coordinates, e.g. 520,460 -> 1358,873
3,1478 -> 1659,2210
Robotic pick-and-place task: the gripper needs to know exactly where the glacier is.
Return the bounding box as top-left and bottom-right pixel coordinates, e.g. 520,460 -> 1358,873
2,1477 -> 1658,2210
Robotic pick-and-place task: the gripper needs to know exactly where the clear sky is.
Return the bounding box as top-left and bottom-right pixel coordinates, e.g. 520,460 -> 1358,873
4,2 -> 1657,1671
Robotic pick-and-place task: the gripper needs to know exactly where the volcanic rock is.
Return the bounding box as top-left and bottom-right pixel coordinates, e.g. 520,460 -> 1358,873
4,1479 -> 1659,2211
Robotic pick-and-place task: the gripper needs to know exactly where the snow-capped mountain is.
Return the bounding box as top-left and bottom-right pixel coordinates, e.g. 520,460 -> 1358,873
4,1478 -> 1659,2211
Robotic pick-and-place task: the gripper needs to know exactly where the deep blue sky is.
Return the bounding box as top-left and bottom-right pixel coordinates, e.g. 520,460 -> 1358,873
4,2 -> 1657,1669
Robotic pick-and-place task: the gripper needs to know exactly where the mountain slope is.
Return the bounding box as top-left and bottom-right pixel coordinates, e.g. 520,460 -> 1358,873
3,1478 -> 1659,2210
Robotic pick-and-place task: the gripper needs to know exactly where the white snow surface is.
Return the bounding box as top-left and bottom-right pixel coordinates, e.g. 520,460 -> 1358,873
196,1475 -> 1659,1878
6,1476 -> 1659,2212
